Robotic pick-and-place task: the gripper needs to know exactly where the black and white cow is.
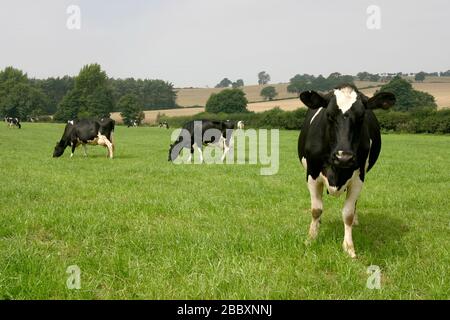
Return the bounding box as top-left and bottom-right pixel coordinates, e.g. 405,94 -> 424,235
159,121 -> 169,129
168,120 -> 236,162
5,117 -> 21,129
128,120 -> 139,128
53,118 -> 115,158
298,84 -> 395,258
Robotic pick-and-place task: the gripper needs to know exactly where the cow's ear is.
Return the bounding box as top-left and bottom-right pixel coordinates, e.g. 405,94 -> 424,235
367,92 -> 396,110
300,91 -> 329,109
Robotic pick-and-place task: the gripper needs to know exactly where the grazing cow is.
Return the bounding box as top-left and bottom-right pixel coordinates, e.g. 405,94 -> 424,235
168,120 -> 236,162
298,84 -> 395,258
5,117 -> 21,129
128,120 -> 139,128
159,121 -> 169,129
53,118 -> 115,158
237,120 -> 245,129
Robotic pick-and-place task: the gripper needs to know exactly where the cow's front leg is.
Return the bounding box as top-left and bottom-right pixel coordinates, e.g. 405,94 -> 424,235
307,175 -> 324,240
70,142 -> 77,158
342,177 -> 363,258
195,143 -> 204,163
221,137 -> 232,162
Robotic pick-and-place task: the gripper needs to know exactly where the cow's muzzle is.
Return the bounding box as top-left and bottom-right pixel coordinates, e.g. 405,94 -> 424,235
332,151 -> 355,168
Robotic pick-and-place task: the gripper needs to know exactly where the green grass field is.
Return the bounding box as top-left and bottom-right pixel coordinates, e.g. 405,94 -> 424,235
0,124 -> 449,299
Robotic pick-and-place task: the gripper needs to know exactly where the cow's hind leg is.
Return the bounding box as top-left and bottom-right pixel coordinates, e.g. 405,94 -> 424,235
342,177 -> 363,258
97,134 -> 113,159
82,144 -> 88,157
307,175 -> 324,240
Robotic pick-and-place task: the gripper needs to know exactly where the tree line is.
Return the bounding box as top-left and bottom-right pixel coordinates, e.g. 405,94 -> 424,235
0,64 -> 177,122
204,74 -> 437,115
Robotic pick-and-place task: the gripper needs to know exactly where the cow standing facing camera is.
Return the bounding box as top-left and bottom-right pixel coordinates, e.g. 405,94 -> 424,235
298,84 -> 395,258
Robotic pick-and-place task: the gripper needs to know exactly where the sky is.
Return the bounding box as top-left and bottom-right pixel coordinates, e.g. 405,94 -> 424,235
0,0 -> 449,87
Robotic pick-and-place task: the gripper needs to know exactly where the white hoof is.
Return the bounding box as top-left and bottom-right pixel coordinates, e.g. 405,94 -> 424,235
309,221 -> 320,240
343,241 -> 357,258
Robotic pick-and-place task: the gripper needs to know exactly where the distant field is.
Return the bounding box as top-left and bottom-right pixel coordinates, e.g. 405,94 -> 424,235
111,79 -> 450,123
175,83 -> 298,107
1,124 -> 449,299
176,81 -> 382,108
359,82 -> 450,108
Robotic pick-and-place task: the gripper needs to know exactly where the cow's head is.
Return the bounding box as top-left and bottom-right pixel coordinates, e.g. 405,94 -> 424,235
300,84 -> 395,168
53,141 -> 67,157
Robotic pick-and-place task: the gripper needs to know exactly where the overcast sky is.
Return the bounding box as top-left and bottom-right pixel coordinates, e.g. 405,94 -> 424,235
0,0 -> 449,87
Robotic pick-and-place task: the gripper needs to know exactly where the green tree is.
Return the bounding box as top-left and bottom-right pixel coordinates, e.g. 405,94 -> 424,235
31,76 -> 74,114
54,90 -> 80,121
205,89 -> 248,113
215,78 -> 232,88
287,73 -> 354,94
258,71 -> 270,85
415,72 -> 426,82
287,74 -> 314,94
0,67 -> 48,119
55,64 -> 114,121
260,86 -> 278,101
119,94 -> 144,126
1,83 -> 48,119
232,79 -> 244,88
378,76 -> 437,111
369,74 -> 381,82
357,72 -> 370,81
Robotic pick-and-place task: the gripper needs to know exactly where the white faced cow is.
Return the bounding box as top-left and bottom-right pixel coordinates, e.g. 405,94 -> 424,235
298,84 -> 395,258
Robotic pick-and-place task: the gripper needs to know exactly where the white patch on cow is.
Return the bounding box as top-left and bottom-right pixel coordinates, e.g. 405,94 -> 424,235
94,133 -> 113,158
301,157 -> 307,170
310,107 -> 323,124
320,169 -> 360,197
68,120 -> 74,125
341,174 -> 363,258
334,87 -> 357,114
307,175 -> 324,239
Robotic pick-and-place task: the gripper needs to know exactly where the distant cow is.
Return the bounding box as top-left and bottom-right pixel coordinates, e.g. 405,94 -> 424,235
5,117 -> 21,129
168,120 -> 236,162
298,84 -> 395,258
159,121 -> 169,129
128,120 -> 139,128
237,120 -> 245,129
53,118 -> 115,158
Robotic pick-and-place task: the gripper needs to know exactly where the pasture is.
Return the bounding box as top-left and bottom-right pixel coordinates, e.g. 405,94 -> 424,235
0,124 -> 449,299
